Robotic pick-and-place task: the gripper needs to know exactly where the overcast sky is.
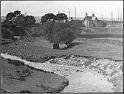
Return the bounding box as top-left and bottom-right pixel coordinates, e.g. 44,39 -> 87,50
1,1 -> 123,18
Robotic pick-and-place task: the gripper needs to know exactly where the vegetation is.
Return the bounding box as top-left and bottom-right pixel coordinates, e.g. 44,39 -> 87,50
41,13 -> 55,24
13,10 -> 21,16
2,10 -> 36,39
1,25 -> 26,39
4,12 -> 15,25
42,21 -> 82,49
2,11 -> 83,49
55,13 -> 68,21
41,13 -> 68,24
25,16 -> 36,25
96,20 -> 107,27
4,10 -> 36,26
41,13 -> 83,49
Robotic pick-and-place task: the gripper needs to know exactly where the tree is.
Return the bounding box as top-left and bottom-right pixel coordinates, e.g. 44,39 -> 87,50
14,14 -> 26,26
4,12 -> 15,25
55,13 -> 68,21
4,11 -> 22,25
25,16 -> 36,25
43,22 -> 76,49
45,13 -> 55,20
42,21 -> 55,42
6,12 -> 15,21
41,13 -> 55,24
41,15 -> 47,24
3,10 -> 36,40
14,10 -> 21,16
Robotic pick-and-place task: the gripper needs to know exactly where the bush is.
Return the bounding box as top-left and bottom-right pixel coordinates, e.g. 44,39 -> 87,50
1,26 -> 13,39
96,20 -> 107,27
1,24 -> 26,39
43,21 -> 80,49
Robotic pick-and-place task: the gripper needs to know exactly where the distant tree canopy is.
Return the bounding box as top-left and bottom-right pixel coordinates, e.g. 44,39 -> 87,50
4,10 -> 36,26
14,10 -> 21,16
14,14 -> 26,26
25,16 -> 36,25
41,13 -> 55,24
41,13 -> 68,24
6,12 -> 15,21
5,12 -> 15,24
41,15 -> 48,24
2,10 -> 36,39
55,13 -> 68,20
45,13 -> 55,20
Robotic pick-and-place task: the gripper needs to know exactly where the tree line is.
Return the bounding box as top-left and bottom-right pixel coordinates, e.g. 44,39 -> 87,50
2,10 -> 82,49
4,10 -> 36,26
41,13 -> 68,24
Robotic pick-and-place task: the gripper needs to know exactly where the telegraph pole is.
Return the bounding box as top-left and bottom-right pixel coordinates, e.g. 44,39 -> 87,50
101,13 -> 103,20
120,12 -> 122,21
111,11 -> 113,22
118,8 -> 119,21
75,7 -> 76,20
25,12 -> 27,16
69,11 -> 70,20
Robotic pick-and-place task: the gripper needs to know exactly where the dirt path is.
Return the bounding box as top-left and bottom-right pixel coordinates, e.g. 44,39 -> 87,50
62,70 -> 114,92
1,53 -> 123,93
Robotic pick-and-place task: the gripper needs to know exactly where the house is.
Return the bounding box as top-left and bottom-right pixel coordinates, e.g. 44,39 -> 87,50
83,13 -> 98,28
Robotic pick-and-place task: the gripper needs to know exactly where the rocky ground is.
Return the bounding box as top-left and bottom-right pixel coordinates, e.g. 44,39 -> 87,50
48,55 -> 123,92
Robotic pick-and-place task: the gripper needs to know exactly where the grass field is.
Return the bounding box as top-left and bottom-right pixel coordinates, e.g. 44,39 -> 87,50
1,21 -> 123,93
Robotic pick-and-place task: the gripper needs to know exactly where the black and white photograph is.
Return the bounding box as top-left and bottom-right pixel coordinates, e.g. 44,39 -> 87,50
1,1 -> 123,93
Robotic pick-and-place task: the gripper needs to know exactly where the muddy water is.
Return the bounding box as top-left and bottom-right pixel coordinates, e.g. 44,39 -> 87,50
1,53 -> 115,92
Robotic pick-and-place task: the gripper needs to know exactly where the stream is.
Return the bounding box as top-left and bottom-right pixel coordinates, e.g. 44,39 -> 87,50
1,53 -> 122,93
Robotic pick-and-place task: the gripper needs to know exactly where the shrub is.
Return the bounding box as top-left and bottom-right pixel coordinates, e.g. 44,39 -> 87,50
43,21 -> 79,49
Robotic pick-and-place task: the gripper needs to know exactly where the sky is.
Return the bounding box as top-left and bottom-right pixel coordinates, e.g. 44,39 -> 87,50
1,1 -> 123,19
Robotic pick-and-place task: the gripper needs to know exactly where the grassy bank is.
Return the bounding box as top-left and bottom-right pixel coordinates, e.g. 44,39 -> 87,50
1,57 -> 69,93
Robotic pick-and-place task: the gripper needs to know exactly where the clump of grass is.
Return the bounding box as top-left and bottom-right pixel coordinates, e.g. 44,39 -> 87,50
7,59 -> 25,66
1,88 -> 8,93
8,73 -> 26,81
20,90 -> 32,93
